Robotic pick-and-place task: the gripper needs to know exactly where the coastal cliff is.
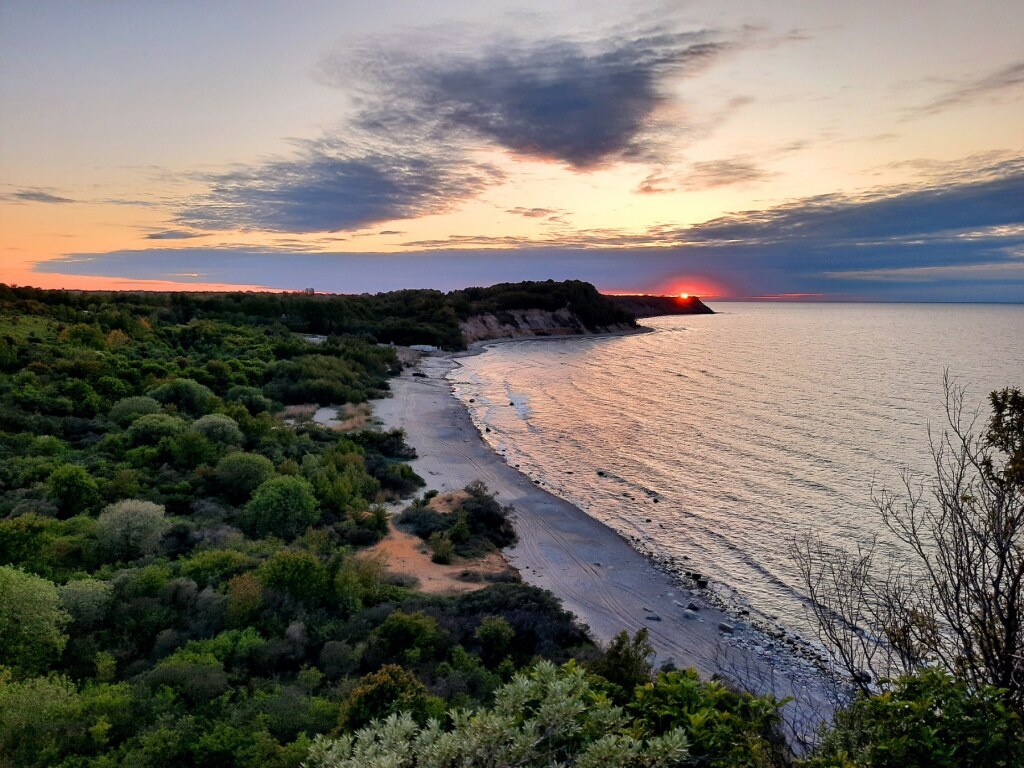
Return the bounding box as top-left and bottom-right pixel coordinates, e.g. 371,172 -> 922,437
459,307 -> 633,343
605,294 -> 715,317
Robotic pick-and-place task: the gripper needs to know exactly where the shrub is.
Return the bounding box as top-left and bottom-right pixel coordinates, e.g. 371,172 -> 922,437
179,548 -> 254,587
428,531 -> 454,564
374,610 -> 441,662
311,661 -> 690,767
257,550 -> 330,604
95,499 -> 168,561
148,378 -> 218,416
216,451 -> 276,502
805,669 -> 1024,767
588,628 -> 655,703
226,385 -> 274,414
127,413 -> 186,446
0,566 -> 70,674
59,578 -> 113,628
160,430 -> 219,470
339,664 -> 439,731
631,668 -> 783,767
108,396 -> 161,426
192,414 -> 244,446
474,615 -> 515,666
243,476 -> 319,541
46,464 -> 100,517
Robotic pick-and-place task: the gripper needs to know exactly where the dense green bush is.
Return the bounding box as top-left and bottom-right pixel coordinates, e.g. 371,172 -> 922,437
216,451 -> 276,502
804,669 -> 1024,767
243,476 -> 319,541
0,565 -> 70,674
95,499 -> 168,561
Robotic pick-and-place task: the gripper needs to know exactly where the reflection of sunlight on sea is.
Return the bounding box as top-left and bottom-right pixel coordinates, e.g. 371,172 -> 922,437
449,304 -> 1024,637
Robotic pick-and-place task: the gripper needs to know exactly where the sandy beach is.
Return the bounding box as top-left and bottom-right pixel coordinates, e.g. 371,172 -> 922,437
373,343 -> 831,726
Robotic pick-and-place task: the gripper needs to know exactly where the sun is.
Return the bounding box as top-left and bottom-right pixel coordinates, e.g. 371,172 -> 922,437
678,292 -> 689,299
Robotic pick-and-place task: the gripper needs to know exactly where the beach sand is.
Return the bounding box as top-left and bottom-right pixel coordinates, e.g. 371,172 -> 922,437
373,346 -> 831,730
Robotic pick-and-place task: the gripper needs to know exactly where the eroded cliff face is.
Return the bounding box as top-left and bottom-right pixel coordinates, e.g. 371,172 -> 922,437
459,308 -> 633,344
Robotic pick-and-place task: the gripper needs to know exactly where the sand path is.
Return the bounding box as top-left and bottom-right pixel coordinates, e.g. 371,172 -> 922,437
373,349 -> 831,733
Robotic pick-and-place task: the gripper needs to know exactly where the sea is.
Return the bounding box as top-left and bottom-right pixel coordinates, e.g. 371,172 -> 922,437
449,303 -> 1024,639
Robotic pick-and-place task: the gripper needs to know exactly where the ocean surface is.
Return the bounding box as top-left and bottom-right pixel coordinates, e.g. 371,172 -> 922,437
449,303 -> 1024,639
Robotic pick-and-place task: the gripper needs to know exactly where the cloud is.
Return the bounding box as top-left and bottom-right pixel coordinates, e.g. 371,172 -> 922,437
5,188 -> 75,204
638,156 -> 771,193
910,59 -> 1024,117
507,207 -> 561,218
144,229 -> 205,240
171,23 -> 743,234
177,137 -> 503,233
679,158 -> 1024,247
329,28 -> 729,169
683,158 -> 770,189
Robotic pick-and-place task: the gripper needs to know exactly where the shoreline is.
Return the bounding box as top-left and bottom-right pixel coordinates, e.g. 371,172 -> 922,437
373,334 -> 832,728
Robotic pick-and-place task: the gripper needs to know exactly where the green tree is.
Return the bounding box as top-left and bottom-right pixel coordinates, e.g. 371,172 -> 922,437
805,669 -> 1024,768
257,549 -> 329,604
217,451 -> 276,502
46,464 -> 100,517
148,377 -> 218,416
588,628 -> 655,703
314,661 -> 691,767
243,476 -> 319,541
0,565 -> 70,673
475,615 -> 515,666
631,669 -> 783,767
59,578 -> 113,628
95,499 -> 168,561
339,664 -> 439,731
193,413 -> 244,446
109,395 -> 162,426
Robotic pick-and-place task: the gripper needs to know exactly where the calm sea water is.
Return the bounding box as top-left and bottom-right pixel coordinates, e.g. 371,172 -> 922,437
450,303 -> 1024,637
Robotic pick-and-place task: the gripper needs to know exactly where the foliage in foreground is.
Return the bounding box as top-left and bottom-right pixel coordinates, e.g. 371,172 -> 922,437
306,661 -> 692,768
803,669 -> 1024,768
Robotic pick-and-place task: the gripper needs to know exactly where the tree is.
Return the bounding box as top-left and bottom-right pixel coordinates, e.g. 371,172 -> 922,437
216,451 -> 275,502
793,379 -> 1024,709
46,464 -> 100,517
95,499 -> 168,561
148,378 -> 218,416
588,628 -> 655,703
313,661 -> 691,768
805,669 -> 1024,768
257,549 -> 329,604
339,664 -> 439,731
192,414 -> 244,446
109,395 -> 162,426
0,565 -> 70,673
242,476 -> 319,540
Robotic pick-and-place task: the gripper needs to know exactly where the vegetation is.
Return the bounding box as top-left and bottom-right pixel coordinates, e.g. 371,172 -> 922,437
1,283 -> 1019,766
793,379 -> 1024,709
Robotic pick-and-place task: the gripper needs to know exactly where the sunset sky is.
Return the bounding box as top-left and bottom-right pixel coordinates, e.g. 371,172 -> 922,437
2,0 -> 1022,300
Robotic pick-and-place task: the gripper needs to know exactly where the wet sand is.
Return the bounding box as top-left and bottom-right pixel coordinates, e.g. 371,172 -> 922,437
373,346 -> 831,728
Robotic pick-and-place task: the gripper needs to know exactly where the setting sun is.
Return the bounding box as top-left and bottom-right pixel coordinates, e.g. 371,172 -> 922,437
678,293 -> 689,299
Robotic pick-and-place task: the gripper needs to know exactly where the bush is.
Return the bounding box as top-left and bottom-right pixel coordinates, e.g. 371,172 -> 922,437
148,378 -> 218,416
631,668 -> 783,767
0,566 -> 70,674
226,385 -> 274,414
95,499 -> 168,561
243,476 -> 319,541
59,578 -> 113,628
108,396 -> 161,426
192,414 -> 244,446
311,661 -> 690,767
428,531 -> 454,564
127,413 -> 187,446
339,664 -> 439,731
179,548 -> 254,587
375,610 -> 441,663
216,451 -> 276,502
805,669 -> 1024,767
258,550 -> 330,604
46,464 -> 100,517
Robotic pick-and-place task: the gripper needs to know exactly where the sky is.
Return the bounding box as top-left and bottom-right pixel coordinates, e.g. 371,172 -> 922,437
1,0 -> 1022,301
